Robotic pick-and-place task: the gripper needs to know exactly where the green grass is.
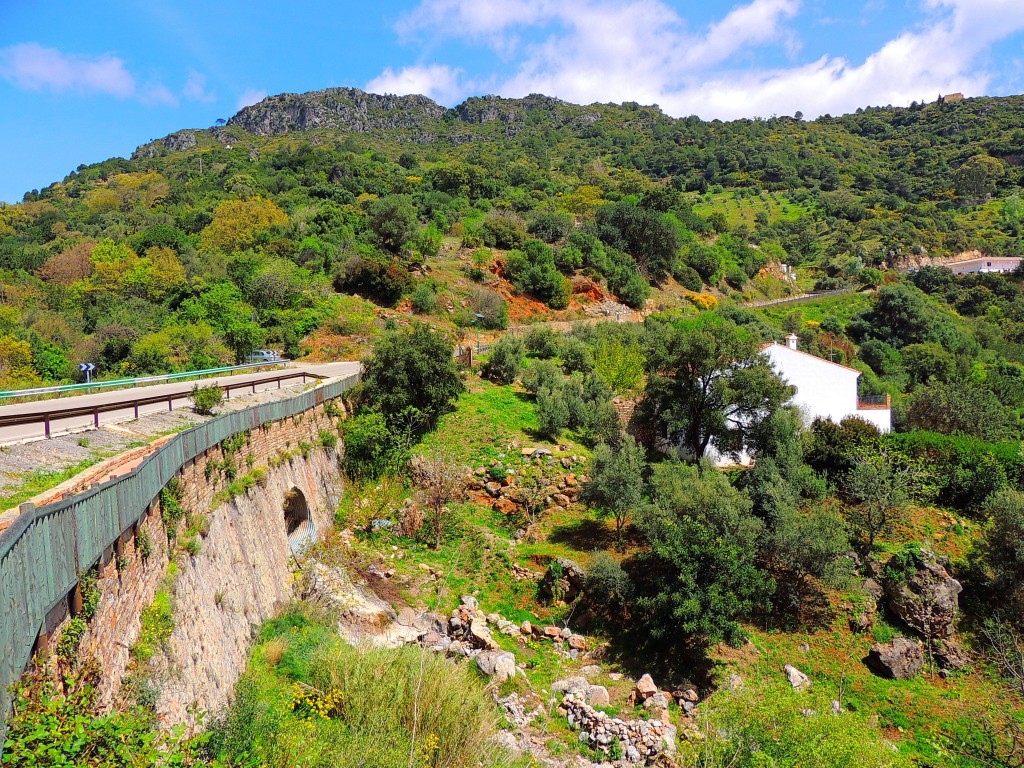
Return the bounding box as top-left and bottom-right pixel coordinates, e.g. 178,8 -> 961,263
209,605 -> 524,768
755,289 -> 873,327
0,457 -> 110,511
691,190 -> 812,228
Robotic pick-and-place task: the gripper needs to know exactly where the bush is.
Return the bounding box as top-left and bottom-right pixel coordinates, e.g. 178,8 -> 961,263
191,384 -> 223,415
536,385 -> 570,438
333,253 -> 412,307
410,282 -> 438,314
481,335 -> 524,384
561,337 -> 594,374
521,359 -> 563,395
586,551 -> 634,604
525,326 -> 562,359
674,262 -> 703,291
725,266 -> 748,289
469,287 -> 509,329
341,411 -> 406,480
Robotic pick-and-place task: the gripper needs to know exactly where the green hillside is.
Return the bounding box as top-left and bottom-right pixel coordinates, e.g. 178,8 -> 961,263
0,88 -> 1022,388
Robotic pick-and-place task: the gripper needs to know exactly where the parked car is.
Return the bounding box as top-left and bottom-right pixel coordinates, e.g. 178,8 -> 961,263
245,349 -> 284,364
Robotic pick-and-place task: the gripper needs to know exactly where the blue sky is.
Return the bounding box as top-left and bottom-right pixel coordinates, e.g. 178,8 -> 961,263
2,0 -> 1024,204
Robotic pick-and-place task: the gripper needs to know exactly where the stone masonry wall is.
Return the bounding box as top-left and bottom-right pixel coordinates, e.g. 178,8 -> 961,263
69,398 -> 346,726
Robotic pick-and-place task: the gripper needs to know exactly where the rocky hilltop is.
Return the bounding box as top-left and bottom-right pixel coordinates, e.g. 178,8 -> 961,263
132,87 -> 632,157
227,87 -> 448,137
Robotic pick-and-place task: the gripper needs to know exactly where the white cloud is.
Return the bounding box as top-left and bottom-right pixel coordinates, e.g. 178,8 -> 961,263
236,88 -> 267,110
365,64 -> 469,104
140,82 -> 179,107
183,70 -> 216,103
0,42 -> 135,97
378,0 -> 1024,120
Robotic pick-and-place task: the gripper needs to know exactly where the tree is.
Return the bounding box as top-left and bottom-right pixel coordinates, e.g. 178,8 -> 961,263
767,504 -> 852,617
411,454 -> 465,548
359,323 -> 463,431
846,454 -> 909,548
583,435 -> 646,546
199,197 -> 287,253
365,195 -> 419,254
638,461 -> 773,648
481,335 -> 523,384
905,380 -> 1017,440
642,313 -> 793,463
981,488 -> 1024,601
953,154 -> 1004,200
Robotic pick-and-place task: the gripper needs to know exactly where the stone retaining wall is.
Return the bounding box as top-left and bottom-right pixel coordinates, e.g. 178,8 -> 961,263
56,399 -> 346,726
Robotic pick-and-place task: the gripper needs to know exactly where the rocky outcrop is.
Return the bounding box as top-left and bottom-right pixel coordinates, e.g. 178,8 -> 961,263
539,557 -> 586,604
866,638 -> 925,679
851,578 -> 884,632
132,130 -> 197,159
883,549 -> 962,639
227,87 -> 447,137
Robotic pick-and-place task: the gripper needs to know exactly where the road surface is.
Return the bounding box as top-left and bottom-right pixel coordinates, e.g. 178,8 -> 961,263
0,361 -> 360,445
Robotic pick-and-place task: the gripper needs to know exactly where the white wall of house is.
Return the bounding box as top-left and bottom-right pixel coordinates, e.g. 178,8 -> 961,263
764,341 -> 891,432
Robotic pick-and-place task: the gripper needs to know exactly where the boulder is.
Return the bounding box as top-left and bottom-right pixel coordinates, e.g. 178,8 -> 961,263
493,498 -> 517,515
934,638 -> 970,674
568,634 -> 587,651
543,625 -> 563,641
586,685 -> 610,707
477,650 -> 517,683
469,617 -> 499,650
883,549 -> 962,639
552,676 -> 590,697
784,664 -> 812,691
866,637 -> 925,679
634,673 -> 658,701
539,557 -> 587,603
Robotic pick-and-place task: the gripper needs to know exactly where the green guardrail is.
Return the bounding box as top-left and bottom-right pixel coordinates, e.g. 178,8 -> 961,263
0,372 -> 358,750
0,361 -> 284,401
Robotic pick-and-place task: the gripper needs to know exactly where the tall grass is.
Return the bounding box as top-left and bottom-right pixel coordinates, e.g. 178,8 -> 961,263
207,606 -> 517,768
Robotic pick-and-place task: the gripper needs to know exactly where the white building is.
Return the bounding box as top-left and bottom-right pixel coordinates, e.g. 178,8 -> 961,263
764,334 -> 891,433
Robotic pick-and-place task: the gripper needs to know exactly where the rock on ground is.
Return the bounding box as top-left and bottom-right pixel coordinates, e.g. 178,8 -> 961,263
866,637 -> 925,679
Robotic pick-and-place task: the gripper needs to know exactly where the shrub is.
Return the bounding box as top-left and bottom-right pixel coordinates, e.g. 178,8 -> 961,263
536,385 -> 570,439
521,359 -> 563,395
318,429 -> 338,449
674,262 -> 703,291
586,551 -> 634,604
725,267 -> 748,289
410,282 -> 438,314
469,287 -> 508,329
191,384 -> 223,415
560,337 -> 594,374
341,411 -> 407,480
57,617 -> 87,660
525,326 -> 562,358
481,335 -> 524,384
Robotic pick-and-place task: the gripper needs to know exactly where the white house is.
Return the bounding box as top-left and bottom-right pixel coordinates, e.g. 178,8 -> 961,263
764,334 -> 891,433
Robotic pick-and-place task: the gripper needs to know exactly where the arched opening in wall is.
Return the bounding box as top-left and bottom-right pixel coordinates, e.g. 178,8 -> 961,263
283,487 -> 314,554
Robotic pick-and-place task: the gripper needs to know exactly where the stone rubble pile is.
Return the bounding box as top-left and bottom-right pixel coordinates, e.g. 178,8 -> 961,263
559,691 -> 677,764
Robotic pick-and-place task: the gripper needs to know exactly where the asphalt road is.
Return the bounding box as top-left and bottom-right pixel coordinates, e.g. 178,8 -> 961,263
0,361 -> 360,445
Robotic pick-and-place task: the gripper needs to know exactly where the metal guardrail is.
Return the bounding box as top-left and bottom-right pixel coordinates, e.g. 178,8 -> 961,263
0,361 -> 285,401
0,370 -> 322,440
0,372 -> 359,745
